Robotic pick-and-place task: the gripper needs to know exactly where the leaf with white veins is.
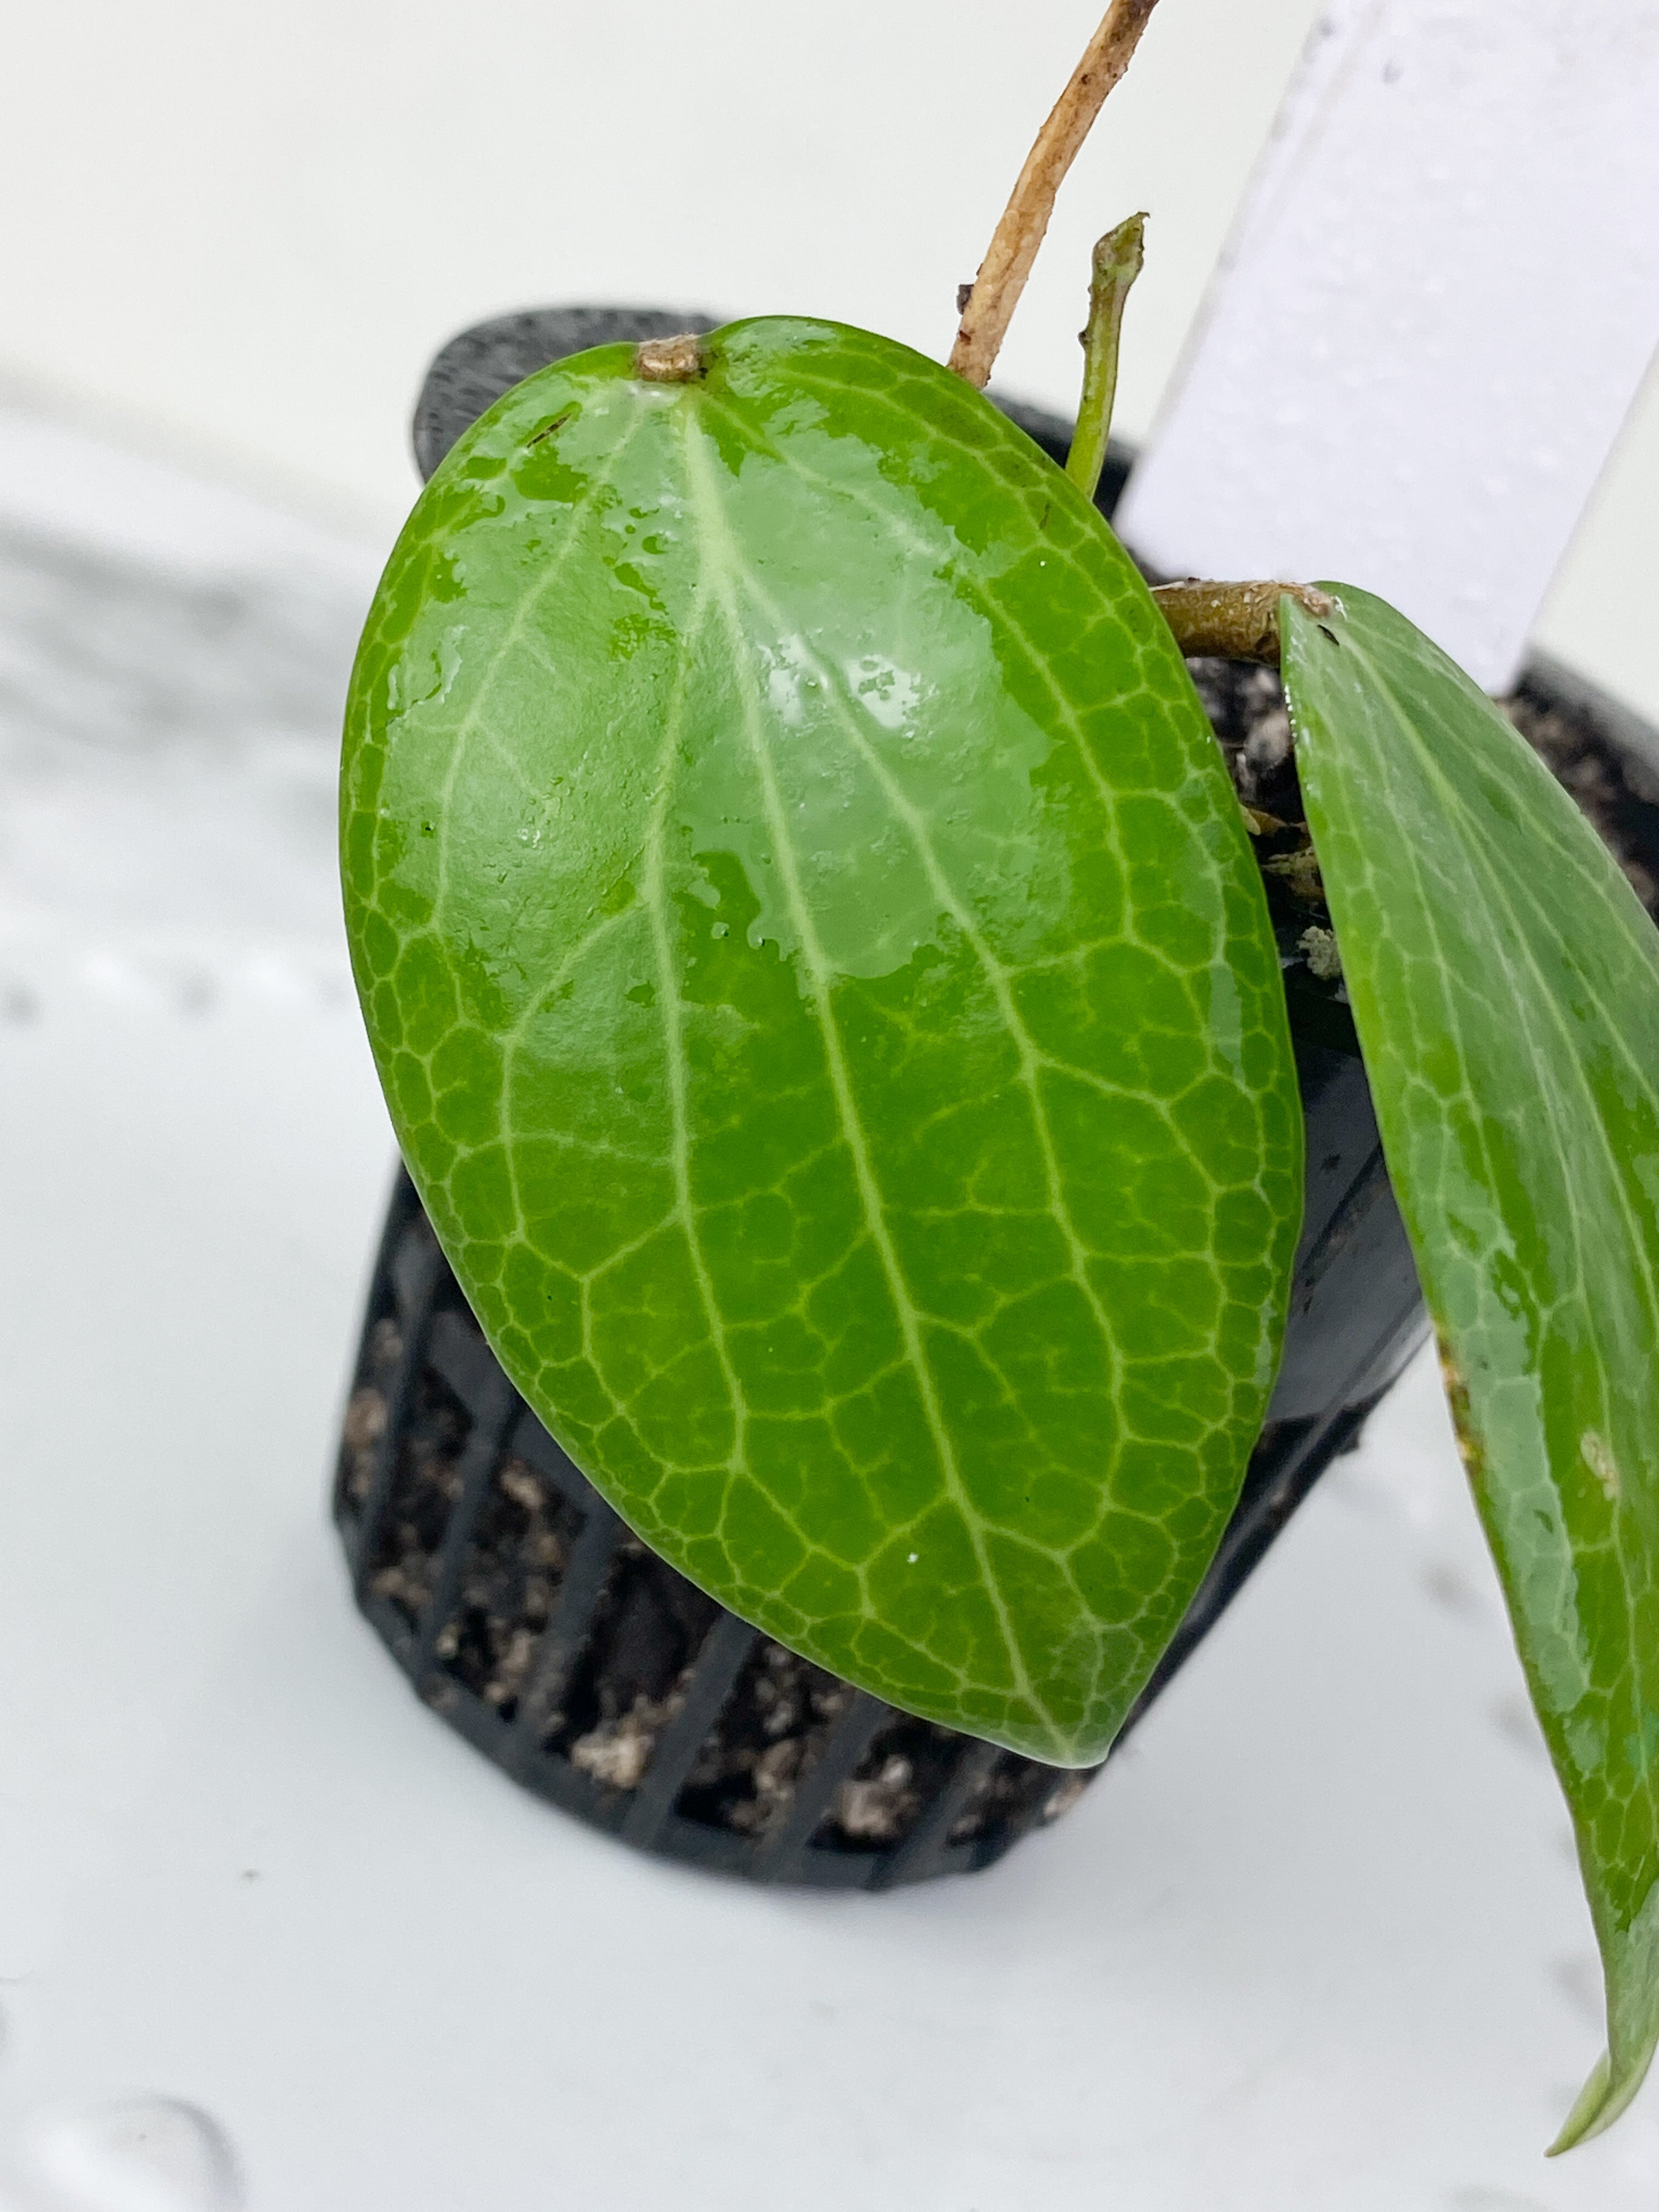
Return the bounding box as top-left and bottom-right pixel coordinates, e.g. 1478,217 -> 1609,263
1283,583 -> 1659,2149
341,317 -> 1303,1767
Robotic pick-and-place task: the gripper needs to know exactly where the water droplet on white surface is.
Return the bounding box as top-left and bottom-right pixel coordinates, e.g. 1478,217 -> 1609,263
2,2097 -> 242,2212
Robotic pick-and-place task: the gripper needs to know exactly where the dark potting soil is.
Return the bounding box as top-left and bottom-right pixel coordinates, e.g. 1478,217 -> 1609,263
341,651 -> 1659,1854
1191,653 -> 1659,929
1508,676 -> 1659,917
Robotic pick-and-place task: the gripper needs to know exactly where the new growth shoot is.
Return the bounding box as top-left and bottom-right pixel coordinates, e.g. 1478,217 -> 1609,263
1066,211 -> 1146,501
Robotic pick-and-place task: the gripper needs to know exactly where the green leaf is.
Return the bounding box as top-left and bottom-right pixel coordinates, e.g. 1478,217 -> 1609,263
1282,585 -> 1659,2149
341,317 -> 1302,1765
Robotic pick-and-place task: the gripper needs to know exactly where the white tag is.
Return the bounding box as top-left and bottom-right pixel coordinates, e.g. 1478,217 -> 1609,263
1114,0 -> 1659,692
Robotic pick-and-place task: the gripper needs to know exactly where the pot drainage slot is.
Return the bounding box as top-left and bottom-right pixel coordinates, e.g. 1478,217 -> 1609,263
811,1713 -> 966,1854
430,1455 -> 587,1719
361,1357 -> 473,1633
540,1541 -> 721,1795
671,1639 -> 856,1840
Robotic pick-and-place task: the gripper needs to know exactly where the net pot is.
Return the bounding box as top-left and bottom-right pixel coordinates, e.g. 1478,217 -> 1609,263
331,305 -> 1659,1890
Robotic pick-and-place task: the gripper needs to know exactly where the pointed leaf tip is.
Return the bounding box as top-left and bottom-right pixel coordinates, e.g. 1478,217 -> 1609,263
1549,2051 -> 1615,2156
1550,1877 -> 1659,2151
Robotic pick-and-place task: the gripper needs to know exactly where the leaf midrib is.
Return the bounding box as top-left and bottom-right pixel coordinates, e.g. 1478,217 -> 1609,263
712,371 -> 1297,1270
642,573 -> 755,1482
678,407 -> 1062,1747
702,382 -> 1291,1457
723,550 -> 1132,1464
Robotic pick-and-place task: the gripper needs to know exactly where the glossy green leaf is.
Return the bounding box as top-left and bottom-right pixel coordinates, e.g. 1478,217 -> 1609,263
341,317 -> 1302,1765
1283,585 -> 1659,2148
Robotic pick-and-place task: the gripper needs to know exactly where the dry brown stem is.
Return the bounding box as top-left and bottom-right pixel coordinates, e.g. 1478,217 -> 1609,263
948,0 -> 1163,389
1151,579 -> 1336,665
635,334 -> 706,382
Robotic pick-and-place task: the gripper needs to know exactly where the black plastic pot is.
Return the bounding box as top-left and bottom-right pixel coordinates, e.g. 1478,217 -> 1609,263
332,305 -> 1659,1888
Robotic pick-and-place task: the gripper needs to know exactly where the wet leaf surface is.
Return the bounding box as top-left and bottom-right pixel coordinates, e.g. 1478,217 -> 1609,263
342,319 -> 1300,1763
1284,585 -> 1659,2146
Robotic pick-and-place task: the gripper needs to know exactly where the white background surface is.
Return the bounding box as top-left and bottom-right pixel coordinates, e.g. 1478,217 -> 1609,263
4,3 -> 1659,2204
1117,0 -> 1659,691
2,0 -> 1657,719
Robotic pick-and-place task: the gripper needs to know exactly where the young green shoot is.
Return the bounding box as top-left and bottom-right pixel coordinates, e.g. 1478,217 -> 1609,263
1066,212 -> 1146,502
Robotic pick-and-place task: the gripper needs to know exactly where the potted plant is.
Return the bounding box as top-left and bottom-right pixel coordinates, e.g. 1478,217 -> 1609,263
333,0 -> 1659,2156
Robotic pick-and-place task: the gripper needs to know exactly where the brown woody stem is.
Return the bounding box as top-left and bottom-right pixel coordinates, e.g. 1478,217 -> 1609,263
634,334 -> 706,383
1151,579 -> 1336,665
949,0 -> 1163,390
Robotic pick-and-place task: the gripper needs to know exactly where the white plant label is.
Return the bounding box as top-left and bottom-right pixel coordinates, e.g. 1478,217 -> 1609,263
1115,0 -> 1659,692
